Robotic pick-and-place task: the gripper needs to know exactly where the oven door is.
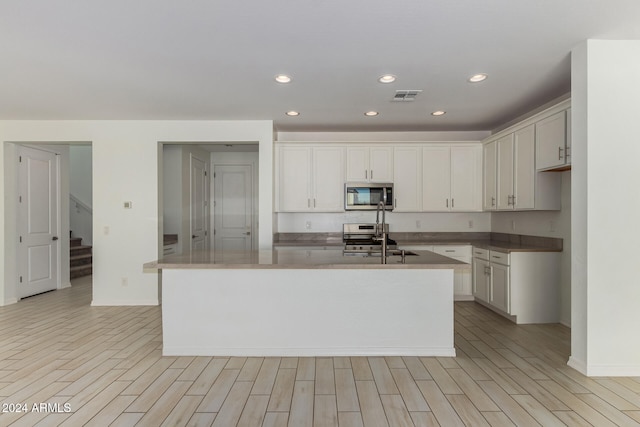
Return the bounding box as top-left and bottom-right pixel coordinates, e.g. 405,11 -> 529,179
345,183 -> 393,210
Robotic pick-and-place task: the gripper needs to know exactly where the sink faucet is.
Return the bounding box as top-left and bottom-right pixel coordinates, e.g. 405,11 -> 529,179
374,200 -> 387,264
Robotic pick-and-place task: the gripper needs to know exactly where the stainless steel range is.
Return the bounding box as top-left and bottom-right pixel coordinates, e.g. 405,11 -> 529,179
342,223 -> 397,256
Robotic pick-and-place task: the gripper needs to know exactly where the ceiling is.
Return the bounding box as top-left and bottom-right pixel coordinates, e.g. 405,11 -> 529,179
2,1 -> 640,133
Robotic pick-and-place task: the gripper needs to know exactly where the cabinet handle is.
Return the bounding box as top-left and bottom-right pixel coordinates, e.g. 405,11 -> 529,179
370,170 -> 373,180
307,199 -> 310,208
492,197 -> 496,207
446,199 -> 449,208
559,146 -> 564,160
507,195 -> 512,205
445,250 -> 455,253
394,198 -> 397,208
313,198 -> 316,207
512,195 -> 516,206
565,146 -> 571,158
365,170 -> 368,180
451,198 -> 454,208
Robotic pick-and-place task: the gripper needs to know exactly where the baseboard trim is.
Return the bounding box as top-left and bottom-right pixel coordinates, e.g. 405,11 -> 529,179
91,299 -> 159,306
163,346 -> 457,358
0,297 -> 19,306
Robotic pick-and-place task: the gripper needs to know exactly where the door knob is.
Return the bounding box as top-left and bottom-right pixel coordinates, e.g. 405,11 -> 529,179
192,235 -> 196,239
52,236 -> 59,241
245,232 -> 251,235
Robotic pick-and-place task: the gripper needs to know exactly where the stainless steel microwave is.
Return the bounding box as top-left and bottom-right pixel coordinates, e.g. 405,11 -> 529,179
345,183 -> 394,211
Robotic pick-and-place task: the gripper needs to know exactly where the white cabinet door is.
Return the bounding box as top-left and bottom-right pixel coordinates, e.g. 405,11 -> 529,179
473,258 -> 490,302
490,263 -> 510,313
450,146 -> 482,211
345,146 -> 369,182
369,146 -> 393,182
513,125 -> 535,209
312,147 -> 345,211
496,134 -> 514,210
422,146 -> 451,211
565,108 -> 571,165
278,146 -> 312,211
345,146 -> 393,182
393,146 -> 422,211
535,110 -> 567,170
483,141 -> 497,210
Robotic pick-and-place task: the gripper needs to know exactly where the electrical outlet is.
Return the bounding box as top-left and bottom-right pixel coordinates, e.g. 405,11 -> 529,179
416,220 -> 421,229
468,220 -> 474,229
511,220 -> 516,231
104,226 -> 110,235
121,277 -> 128,287
305,221 -> 311,230
549,220 -> 556,232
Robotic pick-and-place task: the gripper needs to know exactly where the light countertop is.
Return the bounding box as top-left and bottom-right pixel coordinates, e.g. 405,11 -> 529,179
144,248 -> 469,270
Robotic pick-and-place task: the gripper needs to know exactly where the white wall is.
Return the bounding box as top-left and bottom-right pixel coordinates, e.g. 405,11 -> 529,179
570,40 -> 640,376
0,120 -> 273,306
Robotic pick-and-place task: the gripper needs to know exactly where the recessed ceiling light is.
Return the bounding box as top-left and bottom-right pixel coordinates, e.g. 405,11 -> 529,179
468,73 -> 488,83
364,111 -> 379,116
285,111 -> 299,116
275,74 -> 292,83
378,74 -> 396,83
431,110 -> 446,116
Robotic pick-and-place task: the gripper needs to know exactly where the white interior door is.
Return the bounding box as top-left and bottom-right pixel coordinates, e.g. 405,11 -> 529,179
214,165 -> 253,251
190,155 -> 209,252
18,146 -> 59,298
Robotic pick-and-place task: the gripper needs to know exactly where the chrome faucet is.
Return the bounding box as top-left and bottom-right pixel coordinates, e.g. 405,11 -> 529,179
374,200 -> 387,264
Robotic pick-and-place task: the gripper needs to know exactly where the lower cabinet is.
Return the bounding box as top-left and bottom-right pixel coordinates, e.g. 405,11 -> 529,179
401,245 -> 473,301
472,247 -> 560,324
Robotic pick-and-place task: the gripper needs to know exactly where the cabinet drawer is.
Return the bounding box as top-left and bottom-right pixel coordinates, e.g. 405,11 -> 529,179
472,247 -> 489,260
433,245 -> 471,257
489,250 -> 510,265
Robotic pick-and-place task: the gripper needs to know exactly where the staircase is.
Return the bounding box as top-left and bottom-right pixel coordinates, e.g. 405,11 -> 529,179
70,236 -> 92,279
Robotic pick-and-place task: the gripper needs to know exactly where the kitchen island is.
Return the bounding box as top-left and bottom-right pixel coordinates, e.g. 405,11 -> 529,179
144,249 -> 468,357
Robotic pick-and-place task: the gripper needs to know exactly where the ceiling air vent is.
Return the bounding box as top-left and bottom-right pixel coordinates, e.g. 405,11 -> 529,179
392,90 -> 423,102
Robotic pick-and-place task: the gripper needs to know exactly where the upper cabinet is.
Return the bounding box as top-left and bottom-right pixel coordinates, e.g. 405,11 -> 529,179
276,145 -> 345,212
422,145 -> 482,211
345,145 -> 393,182
482,99 -> 568,211
536,110 -> 570,171
393,146 -> 422,212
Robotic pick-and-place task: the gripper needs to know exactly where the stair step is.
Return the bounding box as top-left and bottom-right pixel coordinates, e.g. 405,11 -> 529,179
70,253 -> 92,268
70,237 -> 83,248
70,264 -> 92,279
70,245 -> 92,256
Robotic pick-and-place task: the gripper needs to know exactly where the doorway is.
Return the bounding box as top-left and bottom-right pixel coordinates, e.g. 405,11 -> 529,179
160,142 -> 258,255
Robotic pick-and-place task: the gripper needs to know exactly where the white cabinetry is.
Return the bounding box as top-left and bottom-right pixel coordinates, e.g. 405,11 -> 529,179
484,125 -> 560,211
422,145 -> 482,212
495,125 -> 535,210
345,146 -> 393,182
483,142 -> 497,210
472,247 -> 560,324
536,109 -> 570,171
400,244 -> 472,301
277,145 -> 345,212
472,248 -> 490,302
393,146 -> 422,212
433,245 -> 472,300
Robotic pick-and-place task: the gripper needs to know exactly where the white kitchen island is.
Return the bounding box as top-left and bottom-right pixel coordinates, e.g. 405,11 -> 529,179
144,249 -> 467,357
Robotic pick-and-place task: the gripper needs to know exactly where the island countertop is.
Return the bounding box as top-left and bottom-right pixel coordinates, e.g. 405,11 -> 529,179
144,248 -> 469,270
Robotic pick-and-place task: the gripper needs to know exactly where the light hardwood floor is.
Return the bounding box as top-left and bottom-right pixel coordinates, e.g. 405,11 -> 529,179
1,277 -> 639,426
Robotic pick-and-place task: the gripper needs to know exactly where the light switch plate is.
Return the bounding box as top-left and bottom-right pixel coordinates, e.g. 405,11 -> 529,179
124,201 -> 132,209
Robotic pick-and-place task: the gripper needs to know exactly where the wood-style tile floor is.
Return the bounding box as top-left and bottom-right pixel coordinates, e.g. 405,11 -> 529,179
1,277 -> 640,426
